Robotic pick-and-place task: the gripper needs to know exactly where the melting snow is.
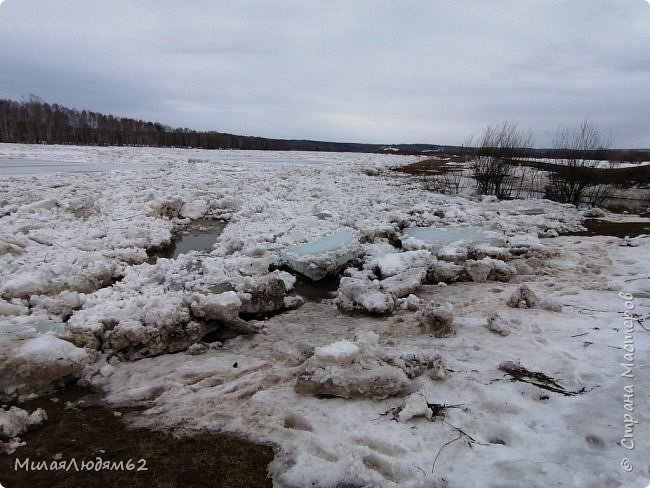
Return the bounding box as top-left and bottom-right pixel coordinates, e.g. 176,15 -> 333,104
0,143 -> 648,487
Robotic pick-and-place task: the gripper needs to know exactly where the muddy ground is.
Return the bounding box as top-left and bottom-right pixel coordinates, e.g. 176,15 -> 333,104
1,386 -> 274,488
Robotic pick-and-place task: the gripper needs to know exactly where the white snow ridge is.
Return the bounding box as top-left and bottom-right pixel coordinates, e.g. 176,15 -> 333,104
0,144 -> 648,487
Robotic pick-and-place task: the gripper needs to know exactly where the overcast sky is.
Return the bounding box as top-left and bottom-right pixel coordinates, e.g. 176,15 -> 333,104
0,0 -> 649,147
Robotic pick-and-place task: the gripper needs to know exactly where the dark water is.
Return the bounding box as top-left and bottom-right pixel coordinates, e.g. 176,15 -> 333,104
167,229 -> 225,257
149,219 -> 227,261
567,219 -> 650,238
0,386 -> 273,488
601,196 -> 649,214
289,274 -> 340,302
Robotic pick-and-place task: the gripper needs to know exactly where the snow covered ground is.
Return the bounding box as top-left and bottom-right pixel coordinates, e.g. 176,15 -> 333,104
1,143 -> 649,487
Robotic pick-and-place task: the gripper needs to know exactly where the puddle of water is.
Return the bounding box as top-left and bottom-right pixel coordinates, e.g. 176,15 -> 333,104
201,327 -> 243,343
0,385 -> 273,487
0,322 -> 66,344
149,219 -> 227,262
567,219 -> 650,238
290,274 -> 340,303
601,197 -> 649,214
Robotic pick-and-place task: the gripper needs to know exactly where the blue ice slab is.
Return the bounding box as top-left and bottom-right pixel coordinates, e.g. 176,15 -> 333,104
287,232 -> 355,256
285,232 -> 360,281
404,225 -> 502,251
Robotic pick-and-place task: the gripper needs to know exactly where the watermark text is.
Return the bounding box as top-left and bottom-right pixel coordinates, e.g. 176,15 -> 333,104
14,457 -> 148,472
619,291 -> 639,472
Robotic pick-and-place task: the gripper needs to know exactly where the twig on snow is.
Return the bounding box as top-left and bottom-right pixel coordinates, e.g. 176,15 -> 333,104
431,431 -> 462,474
431,420 -> 488,474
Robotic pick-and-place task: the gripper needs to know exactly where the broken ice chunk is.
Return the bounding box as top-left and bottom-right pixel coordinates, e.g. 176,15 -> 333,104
396,393 -> 432,422
336,276 -> 395,315
379,268 -> 427,298
313,340 -> 361,366
417,301 -> 455,337
0,335 -> 88,400
284,232 -> 362,281
295,363 -> 409,400
403,226 -> 503,253
506,285 -> 539,309
397,294 -> 422,311
0,406 -> 47,453
486,312 -> 510,336
295,338 -> 443,401
375,250 -> 433,278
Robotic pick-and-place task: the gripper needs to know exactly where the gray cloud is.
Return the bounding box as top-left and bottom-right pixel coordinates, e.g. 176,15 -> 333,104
0,0 -> 648,147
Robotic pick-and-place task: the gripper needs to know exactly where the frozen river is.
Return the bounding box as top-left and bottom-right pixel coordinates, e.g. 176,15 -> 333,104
0,144 -> 422,178
1,143 -> 648,487
0,158 -> 166,177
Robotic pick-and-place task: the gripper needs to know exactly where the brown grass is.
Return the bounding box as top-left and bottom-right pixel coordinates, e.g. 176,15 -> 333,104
395,154 -> 650,187
393,155 -> 470,176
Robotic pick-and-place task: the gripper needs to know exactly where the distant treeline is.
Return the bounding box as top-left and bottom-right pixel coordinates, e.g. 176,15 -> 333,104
0,97 -> 291,149
0,97 -> 440,154
1,98 -> 647,159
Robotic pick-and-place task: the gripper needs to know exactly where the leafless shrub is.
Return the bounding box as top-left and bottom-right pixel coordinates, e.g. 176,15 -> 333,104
583,183 -> 613,208
421,169 -> 469,195
528,166 -> 547,198
510,164 -> 541,199
468,121 -> 534,198
449,169 -> 470,194
547,120 -> 614,205
471,156 -> 514,198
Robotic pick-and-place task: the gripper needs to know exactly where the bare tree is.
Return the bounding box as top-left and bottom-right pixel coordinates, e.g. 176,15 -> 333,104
546,120 -> 613,205
469,121 -> 534,198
